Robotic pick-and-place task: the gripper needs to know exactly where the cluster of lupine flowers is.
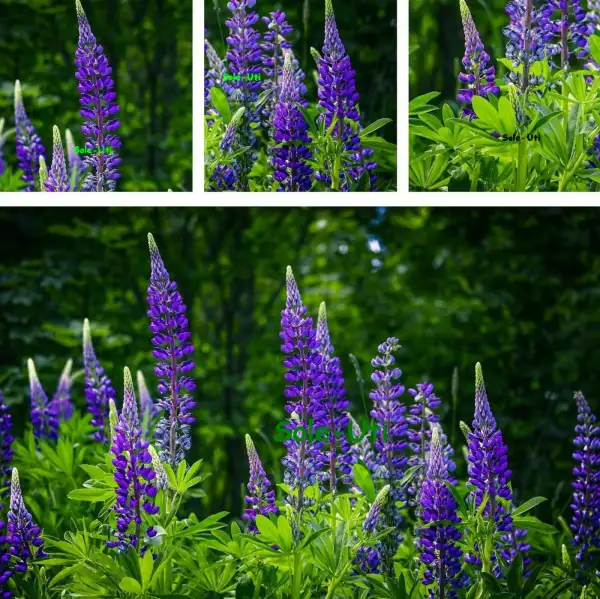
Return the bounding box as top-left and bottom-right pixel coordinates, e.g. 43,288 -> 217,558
0,0 -> 120,192
204,0 -> 379,192
0,238 -> 599,597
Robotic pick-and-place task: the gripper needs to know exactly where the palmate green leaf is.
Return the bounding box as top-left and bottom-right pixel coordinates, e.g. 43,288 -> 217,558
512,516 -> 559,534
359,118 -> 393,138
276,515 -> 293,552
210,87 -> 231,124
255,515 -> 280,545
119,576 -> 142,593
449,117 -> 499,141
497,96 -> 516,136
472,96 -> 502,131
68,487 -> 114,502
353,463 -> 376,501
409,91 -> 440,115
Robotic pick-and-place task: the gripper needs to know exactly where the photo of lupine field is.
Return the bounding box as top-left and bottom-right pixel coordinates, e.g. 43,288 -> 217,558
409,0 -> 600,192
204,0 -> 397,192
0,206 -> 599,598
0,0 -> 192,192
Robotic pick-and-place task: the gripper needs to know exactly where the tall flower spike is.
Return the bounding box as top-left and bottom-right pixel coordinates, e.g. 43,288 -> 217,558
465,362 -> 515,569
0,118 -> 7,177
7,468 -> 48,573
27,360 -> 59,440
272,51 -> 313,192
0,390 -> 14,500
418,428 -> 465,599
280,266 -> 322,509
570,392 -> 600,571
225,0 -> 262,190
14,81 -> 46,192
148,444 -> 169,490
457,0 -> 500,119
204,39 -> 227,117
83,318 -> 117,443
38,156 -> 48,191
369,338 -> 407,575
65,128 -> 84,190
44,126 -> 70,191
147,233 -> 196,469
51,359 -> 74,422
107,368 -> 158,553
504,0 -> 550,90
108,398 -> 118,447
136,370 -> 154,437
315,302 -> 351,490
243,435 -> 278,533
75,0 -> 121,191
363,484 -> 390,533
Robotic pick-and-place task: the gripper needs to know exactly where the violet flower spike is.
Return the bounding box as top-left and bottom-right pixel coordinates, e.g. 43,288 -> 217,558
107,368 -> 158,553
419,427 -> 465,599
7,468 -> 48,574
457,0 -> 500,119
570,391 -> 600,572
369,337 -> 407,575
272,52 -> 313,192
280,266 -> 322,510
83,318 -> 117,443
27,360 -> 59,441
146,233 -> 196,469
0,390 -> 14,500
44,126 -> 70,192
75,0 -> 121,191
65,128 -> 84,190
243,435 -> 278,533
50,359 -> 74,422
136,370 -> 155,436
14,80 -> 46,192
0,119 -> 8,177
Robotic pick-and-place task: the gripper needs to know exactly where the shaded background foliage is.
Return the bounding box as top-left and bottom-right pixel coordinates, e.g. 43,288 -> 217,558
410,0 -> 510,108
0,207 -> 598,524
204,0 -> 398,144
0,0 -> 192,191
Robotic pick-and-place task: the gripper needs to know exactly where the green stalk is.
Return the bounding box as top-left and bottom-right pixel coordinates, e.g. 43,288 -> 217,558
293,551 -> 302,599
517,138 -> 527,191
559,150 -> 588,191
325,562 -> 352,599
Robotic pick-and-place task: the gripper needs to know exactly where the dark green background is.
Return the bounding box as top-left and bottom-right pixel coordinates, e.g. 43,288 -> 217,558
410,0 -> 510,107
0,0 -> 192,191
205,0 -> 398,143
0,207 -> 598,523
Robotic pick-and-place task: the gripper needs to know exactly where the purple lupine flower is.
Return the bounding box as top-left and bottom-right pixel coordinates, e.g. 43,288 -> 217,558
44,126 -> 70,192
7,468 -> 48,573
363,484 -> 390,533
148,445 -> 169,490
369,337 -> 408,575
315,302 -> 351,490
206,108 -> 245,192
136,370 -> 154,435
205,39 -> 226,105
75,0 -> 121,192
504,0 -> 551,90
457,0 -> 500,118
272,52 -> 313,192
465,363 -> 519,570
0,119 -> 8,177
107,368 -> 158,553
146,233 -> 196,469
27,360 -> 59,441
419,428 -> 465,599
570,392 -> 600,571
65,129 -> 84,190
14,81 -> 46,192
0,391 -> 14,515
83,318 -> 117,443
225,0 -> 261,190
407,381 -> 457,505
50,359 -> 74,423
348,413 -> 376,478
280,266 -> 323,509
243,435 -> 278,533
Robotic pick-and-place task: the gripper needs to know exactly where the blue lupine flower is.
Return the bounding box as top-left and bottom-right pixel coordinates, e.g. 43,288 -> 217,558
44,126 -> 70,192
50,360 -> 74,422
27,360 -> 59,441
147,233 -> 196,468
83,319 -> 117,443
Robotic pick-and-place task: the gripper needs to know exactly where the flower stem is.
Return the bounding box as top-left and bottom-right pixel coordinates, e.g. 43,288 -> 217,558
517,138 -> 527,191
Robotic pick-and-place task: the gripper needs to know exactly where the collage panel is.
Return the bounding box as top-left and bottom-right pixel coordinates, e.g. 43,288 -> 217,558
410,0 -> 600,192
0,0 -> 192,193
204,0 -> 397,192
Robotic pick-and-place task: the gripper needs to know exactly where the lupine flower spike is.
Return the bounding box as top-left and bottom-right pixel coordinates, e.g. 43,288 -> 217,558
419,427 -> 465,599
136,370 -> 154,437
280,266 -> 322,510
369,337 -> 407,575
570,392 -> 600,574
147,233 -> 196,469
0,119 -> 8,177
38,156 -> 48,192
107,367 -> 158,553
65,128 -> 83,190
354,484 -> 390,573
14,80 -> 46,192
0,390 -> 14,504
457,0 -> 500,118
27,359 -> 59,440
75,0 -> 121,191
148,444 -> 169,490
272,51 -> 313,192
108,398 -> 118,447
44,126 -> 70,191
315,302 -> 351,490
7,468 -> 48,573
243,435 -> 278,533
83,319 -> 117,442
51,359 -> 74,422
